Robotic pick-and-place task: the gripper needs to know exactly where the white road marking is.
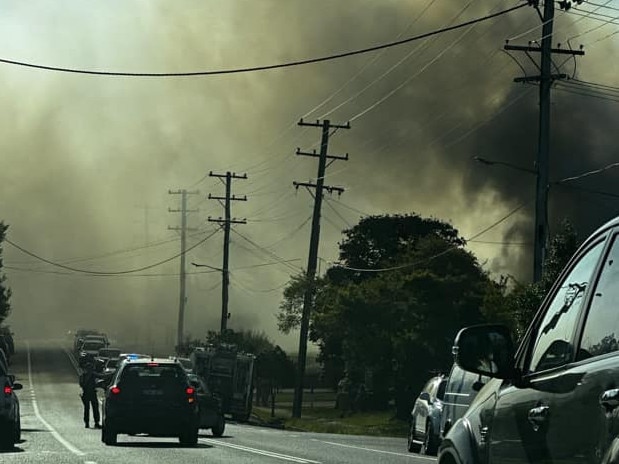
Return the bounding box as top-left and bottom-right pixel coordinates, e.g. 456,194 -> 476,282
84,461 -> 98,464
26,342 -> 86,457
201,439 -> 321,463
315,440 -> 435,460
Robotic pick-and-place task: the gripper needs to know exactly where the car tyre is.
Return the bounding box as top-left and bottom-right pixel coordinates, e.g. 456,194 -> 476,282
407,422 -> 421,453
211,415 -> 225,437
102,424 -> 118,446
421,422 -> 438,456
0,426 -> 16,450
179,427 -> 199,446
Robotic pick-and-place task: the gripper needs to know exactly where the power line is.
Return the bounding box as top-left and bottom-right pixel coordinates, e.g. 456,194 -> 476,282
5,229 -> 219,275
0,4 -> 527,78
231,228 -> 303,273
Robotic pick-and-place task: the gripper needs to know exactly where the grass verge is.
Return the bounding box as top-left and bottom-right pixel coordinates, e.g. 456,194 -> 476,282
252,406 -> 409,437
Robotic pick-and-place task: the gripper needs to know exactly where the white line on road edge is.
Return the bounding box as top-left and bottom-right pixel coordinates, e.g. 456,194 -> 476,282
26,342 -> 86,457
201,438 -> 321,463
315,439 -> 435,460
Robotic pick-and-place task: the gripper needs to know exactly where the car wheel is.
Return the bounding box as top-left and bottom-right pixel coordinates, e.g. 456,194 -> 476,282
179,427 -> 199,446
421,422 -> 438,456
102,424 -> 117,446
0,426 -> 16,450
407,422 -> 421,453
211,415 -> 225,437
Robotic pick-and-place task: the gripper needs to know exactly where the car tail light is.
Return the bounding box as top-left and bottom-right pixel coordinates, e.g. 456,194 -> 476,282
3,386 -> 11,395
186,386 -> 195,403
110,386 -> 121,395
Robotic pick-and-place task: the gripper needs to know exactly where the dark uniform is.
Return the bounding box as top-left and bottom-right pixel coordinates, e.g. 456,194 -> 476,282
79,364 -> 100,428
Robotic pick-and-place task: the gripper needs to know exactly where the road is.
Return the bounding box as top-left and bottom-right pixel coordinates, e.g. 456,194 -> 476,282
1,341 -> 436,464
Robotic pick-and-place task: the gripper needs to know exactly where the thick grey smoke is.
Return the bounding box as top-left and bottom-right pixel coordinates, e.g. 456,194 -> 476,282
0,0 -> 617,350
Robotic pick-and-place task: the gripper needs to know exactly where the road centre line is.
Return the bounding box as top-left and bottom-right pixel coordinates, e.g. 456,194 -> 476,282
26,342 -> 86,457
201,438 -> 321,463
315,439 -> 434,459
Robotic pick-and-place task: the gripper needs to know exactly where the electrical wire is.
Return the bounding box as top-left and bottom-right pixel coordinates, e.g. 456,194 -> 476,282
324,197 -> 353,228
303,0 -> 440,120
317,0 -> 475,120
557,161 -> 619,184
230,228 -> 303,273
0,4 -> 528,78
5,229 -> 220,275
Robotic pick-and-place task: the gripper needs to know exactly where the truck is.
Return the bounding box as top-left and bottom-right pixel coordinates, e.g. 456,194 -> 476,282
190,344 -> 255,422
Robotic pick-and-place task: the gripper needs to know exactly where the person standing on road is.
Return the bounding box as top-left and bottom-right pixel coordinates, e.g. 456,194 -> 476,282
79,362 -> 101,429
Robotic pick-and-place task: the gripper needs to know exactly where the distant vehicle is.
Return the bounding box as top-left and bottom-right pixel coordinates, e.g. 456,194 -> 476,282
0,362 -> 23,449
438,216 -> 619,464
98,348 -> 121,360
169,356 -> 193,374
408,374 -> 447,455
95,348 -> 122,373
83,334 -> 109,348
100,358 -> 121,385
191,344 -> 255,421
101,357 -> 199,446
187,373 -> 225,437
79,340 -> 107,366
439,362 -> 490,441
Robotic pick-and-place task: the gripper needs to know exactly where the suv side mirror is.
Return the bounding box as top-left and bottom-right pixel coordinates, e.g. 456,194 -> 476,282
453,324 -> 516,379
419,391 -> 431,402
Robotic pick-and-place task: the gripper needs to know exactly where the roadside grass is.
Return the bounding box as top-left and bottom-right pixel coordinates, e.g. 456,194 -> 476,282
252,405 -> 409,437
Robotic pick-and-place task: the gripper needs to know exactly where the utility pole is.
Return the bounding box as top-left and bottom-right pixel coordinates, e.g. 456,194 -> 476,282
505,0 -> 584,282
168,189 -> 199,351
208,171 -> 247,334
292,118 -> 350,418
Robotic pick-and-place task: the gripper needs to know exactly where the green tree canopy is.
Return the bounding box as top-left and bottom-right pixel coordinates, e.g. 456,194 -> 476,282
278,214 -> 494,416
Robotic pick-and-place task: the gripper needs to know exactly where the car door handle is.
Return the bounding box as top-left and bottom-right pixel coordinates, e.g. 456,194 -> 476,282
600,389 -> 619,411
528,405 -> 549,431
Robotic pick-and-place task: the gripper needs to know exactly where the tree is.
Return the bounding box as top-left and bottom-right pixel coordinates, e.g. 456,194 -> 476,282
489,219 -> 581,338
0,222 -> 11,324
278,214 -> 493,417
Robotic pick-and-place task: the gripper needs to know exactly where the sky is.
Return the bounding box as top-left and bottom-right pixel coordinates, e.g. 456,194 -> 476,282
1,0 -> 618,352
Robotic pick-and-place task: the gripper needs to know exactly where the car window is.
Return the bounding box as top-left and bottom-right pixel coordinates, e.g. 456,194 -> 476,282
528,240 -> 605,373
578,235 -> 619,360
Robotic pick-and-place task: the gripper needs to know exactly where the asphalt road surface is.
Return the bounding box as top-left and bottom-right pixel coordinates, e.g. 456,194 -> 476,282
1,341 -> 436,464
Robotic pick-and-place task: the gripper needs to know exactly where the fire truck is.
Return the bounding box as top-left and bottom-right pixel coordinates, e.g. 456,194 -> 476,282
190,344 -> 255,421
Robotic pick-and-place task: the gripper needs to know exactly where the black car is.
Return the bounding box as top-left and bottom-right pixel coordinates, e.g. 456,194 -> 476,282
408,374 -> 446,455
101,358 -> 199,446
187,374 -> 225,437
0,363 -> 22,449
439,216 -> 619,464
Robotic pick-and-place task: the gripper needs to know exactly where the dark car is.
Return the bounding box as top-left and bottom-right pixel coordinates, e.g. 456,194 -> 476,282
101,357 -> 199,446
408,374 -> 447,455
99,358 -> 120,385
0,363 -> 23,449
439,362 -> 490,441
187,373 -> 225,437
438,216 -> 619,464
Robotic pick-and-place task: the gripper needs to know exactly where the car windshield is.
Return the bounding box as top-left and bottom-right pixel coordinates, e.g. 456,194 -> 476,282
82,342 -> 105,351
